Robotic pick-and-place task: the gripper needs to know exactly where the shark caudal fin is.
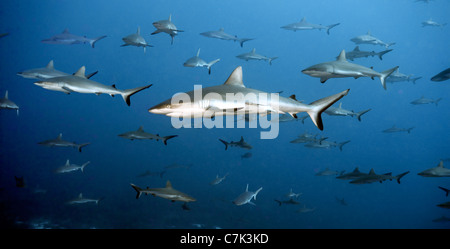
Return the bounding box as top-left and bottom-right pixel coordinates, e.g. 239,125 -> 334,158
80,161 -> 90,172
89,35 -> 107,48
386,42 -> 396,48
254,187 -> 263,200
121,84 -> 152,106
130,184 -> 143,199
78,143 -> 90,152
207,59 -> 221,75
239,38 -> 254,47
438,186 -> 450,197
219,139 -> 229,150
396,171 -> 410,184
356,109 -> 372,122
378,49 -> 393,60
326,23 -> 340,35
434,98 -> 442,106
306,89 -> 350,130
380,66 -> 399,90
339,141 -> 351,151
269,57 -> 278,66
163,135 -> 178,145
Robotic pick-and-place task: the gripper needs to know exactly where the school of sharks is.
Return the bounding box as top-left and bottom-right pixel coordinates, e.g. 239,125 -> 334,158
0,0 -> 449,229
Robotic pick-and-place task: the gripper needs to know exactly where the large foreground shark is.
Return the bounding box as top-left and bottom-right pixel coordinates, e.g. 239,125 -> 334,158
38,133 -> 90,152
148,66 -> 350,131
17,60 -> 98,80
151,14 -> 183,45
118,126 -> 177,145
183,48 -> 220,75
41,29 -> 106,48
418,161 -> 450,177
350,31 -> 395,48
121,27 -> 153,53
0,90 -> 19,115
34,66 -> 152,106
200,28 -> 254,47
236,48 -> 278,65
302,50 -> 398,90
130,181 -> 196,202
281,17 -> 340,35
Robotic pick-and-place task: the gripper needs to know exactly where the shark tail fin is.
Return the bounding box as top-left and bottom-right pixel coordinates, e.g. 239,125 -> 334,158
434,98 -> 442,106
407,127 -> 415,133
253,187 -> 263,200
326,23 -> 340,35
90,35 -> 107,48
386,42 -> 396,49
163,135 -> 178,145
356,109 -> 371,122
339,141 -> 351,151
378,49 -> 393,60
239,38 -> 253,47
121,84 -> 152,106
305,89 -> 350,130
396,171 -> 410,184
438,186 -> 450,197
78,143 -> 90,152
410,77 -> 422,84
269,57 -> 278,66
380,66 -> 399,90
80,161 -> 91,172
130,184 -> 143,199
219,139 -> 229,150
274,199 -> 282,206
207,59 -> 221,75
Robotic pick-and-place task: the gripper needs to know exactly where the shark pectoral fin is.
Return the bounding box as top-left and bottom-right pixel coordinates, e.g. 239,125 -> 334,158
61,86 -> 74,94
248,201 -> 256,206
320,77 -> 328,83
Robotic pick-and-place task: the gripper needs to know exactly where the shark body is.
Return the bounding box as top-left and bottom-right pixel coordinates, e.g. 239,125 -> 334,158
41,29 -> 106,48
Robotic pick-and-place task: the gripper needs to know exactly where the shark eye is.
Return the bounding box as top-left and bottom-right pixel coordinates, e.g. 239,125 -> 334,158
166,104 -> 171,109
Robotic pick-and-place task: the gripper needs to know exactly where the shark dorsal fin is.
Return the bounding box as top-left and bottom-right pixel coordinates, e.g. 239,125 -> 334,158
353,167 -> 360,173
224,66 -> 245,87
78,193 -> 83,198
338,102 -> 342,108
196,48 -> 201,57
4,90 -> 8,99
438,161 -> 444,168
65,159 -> 70,166
354,46 -> 360,51
369,168 -> 376,175
46,60 -> 54,69
251,48 -> 256,53
245,184 -> 249,192
289,95 -> 297,101
62,29 -> 70,34
74,66 -> 86,78
337,50 -> 347,62
57,133 -> 63,140
367,30 -> 371,36
300,17 -> 306,22
219,28 -> 224,32
168,14 -> 172,22
137,126 -> 144,132
166,180 -> 173,189
137,27 -> 140,35
240,136 -> 244,142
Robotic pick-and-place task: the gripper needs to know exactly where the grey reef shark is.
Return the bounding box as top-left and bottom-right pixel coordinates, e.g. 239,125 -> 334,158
130,181 -> 196,203
281,17 -> 340,35
41,29 -> 106,48
431,68 -> 450,82
236,48 -> 278,65
121,27 -> 153,53
38,133 -> 90,152
118,126 -> 177,145
0,90 -> 19,115
151,14 -> 183,45
219,136 -> 252,150
233,184 -> 263,206
200,28 -> 254,47
183,48 -> 220,75
17,60 -> 98,80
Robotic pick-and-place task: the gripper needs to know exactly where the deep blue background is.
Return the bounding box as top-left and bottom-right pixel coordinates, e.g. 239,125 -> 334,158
0,0 -> 449,228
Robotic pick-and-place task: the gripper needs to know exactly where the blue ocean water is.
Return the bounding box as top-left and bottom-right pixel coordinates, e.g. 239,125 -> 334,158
0,0 -> 449,229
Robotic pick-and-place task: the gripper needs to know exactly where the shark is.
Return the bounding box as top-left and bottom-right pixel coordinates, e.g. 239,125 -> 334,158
219,136 -> 252,150
336,167 -> 368,180
422,18 -> 447,28
54,159 -> 90,174
17,60 -> 98,80
183,48 -> 220,75
274,198 -> 300,206
130,180 -> 196,202
236,48 -> 278,65
432,216 -> 450,223
290,132 -> 326,144
121,27 -> 153,53
41,29 -> 106,48
386,69 -> 422,84
305,139 -> 350,151
324,102 -> 371,122
148,66 -> 350,131
296,205 -> 316,213
151,14 -> 183,45
382,125 -> 414,134
37,133 -> 90,152
200,28 -> 254,47
431,68 -> 450,82
210,173 -> 229,185
315,168 -> 340,176
232,184 -> 263,206
302,50 -> 399,90
343,46 -> 393,61
438,186 -> 450,196
286,189 -> 302,199
437,202 -> 450,209
336,197 -> 348,206
66,193 -> 102,205
118,126 -> 177,145
418,161 -> 450,177
0,91 -> 19,115
281,17 -> 340,35
410,96 -> 442,106
349,169 -> 410,184
350,31 -> 395,48
34,66 -> 152,106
